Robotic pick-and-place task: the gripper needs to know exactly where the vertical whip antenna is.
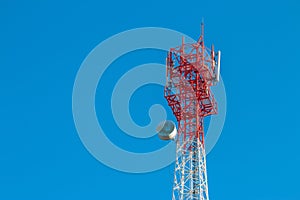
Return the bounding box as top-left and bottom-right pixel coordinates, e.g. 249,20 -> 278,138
201,18 -> 204,40
198,18 -> 205,45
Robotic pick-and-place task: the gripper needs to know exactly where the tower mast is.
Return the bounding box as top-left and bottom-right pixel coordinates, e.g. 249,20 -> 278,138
164,23 -> 220,200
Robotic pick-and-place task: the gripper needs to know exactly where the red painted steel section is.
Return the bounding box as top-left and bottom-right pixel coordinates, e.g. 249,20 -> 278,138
164,26 -> 218,145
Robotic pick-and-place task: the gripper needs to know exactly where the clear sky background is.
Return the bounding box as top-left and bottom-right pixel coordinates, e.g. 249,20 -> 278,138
1,0 -> 300,200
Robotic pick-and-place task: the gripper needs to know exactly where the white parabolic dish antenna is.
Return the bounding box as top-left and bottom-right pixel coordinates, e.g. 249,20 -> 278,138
156,120 -> 177,140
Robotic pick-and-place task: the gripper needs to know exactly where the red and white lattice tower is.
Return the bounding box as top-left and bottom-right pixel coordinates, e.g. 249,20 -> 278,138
163,23 -> 221,200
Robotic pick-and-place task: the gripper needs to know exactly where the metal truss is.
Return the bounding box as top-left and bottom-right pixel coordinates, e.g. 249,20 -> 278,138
164,23 -> 219,200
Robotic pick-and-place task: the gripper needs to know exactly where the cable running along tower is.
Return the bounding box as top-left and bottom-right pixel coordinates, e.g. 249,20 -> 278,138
158,23 -> 221,200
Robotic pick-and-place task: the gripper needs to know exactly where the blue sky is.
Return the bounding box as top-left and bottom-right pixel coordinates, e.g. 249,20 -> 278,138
1,0 -> 300,200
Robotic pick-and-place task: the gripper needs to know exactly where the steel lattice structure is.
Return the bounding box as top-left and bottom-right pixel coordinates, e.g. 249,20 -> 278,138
164,23 -> 220,200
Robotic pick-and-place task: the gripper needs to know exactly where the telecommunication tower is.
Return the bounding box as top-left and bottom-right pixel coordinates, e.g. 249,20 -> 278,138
157,23 -> 221,200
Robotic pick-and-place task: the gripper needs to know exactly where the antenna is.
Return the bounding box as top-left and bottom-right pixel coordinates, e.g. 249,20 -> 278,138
201,18 -> 204,38
198,19 -> 205,45
216,50 -> 221,82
